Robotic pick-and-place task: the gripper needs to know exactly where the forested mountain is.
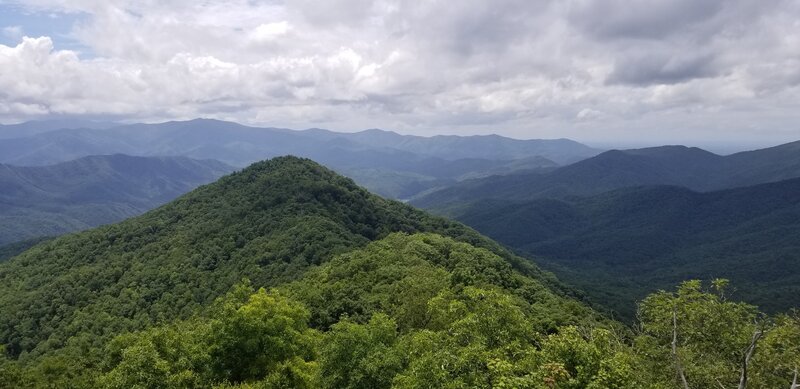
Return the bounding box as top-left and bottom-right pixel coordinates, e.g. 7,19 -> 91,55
0,156 -> 597,386
0,238 -> 50,263
0,154 -> 233,245
0,119 -> 593,199
1,157 -> 798,388
443,178 -> 800,319
412,142 -> 800,209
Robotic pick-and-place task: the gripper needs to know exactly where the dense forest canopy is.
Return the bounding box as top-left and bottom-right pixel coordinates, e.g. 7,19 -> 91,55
435,179 -> 800,320
0,157 -> 797,388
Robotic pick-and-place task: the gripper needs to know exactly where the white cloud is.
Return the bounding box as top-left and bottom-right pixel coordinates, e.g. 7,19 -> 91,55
0,0 -> 798,147
250,21 -> 290,42
2,26 -> 23,40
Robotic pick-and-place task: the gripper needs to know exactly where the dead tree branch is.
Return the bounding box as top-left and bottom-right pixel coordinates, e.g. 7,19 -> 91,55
673,308 -> 690,389
737,328 -> 764,389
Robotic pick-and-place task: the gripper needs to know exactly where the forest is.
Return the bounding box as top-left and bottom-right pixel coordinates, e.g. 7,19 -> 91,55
2,235 -> 799,388
0,157 -> 798,388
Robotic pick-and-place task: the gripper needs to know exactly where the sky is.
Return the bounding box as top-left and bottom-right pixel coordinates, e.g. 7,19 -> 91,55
0,0 -> 799,149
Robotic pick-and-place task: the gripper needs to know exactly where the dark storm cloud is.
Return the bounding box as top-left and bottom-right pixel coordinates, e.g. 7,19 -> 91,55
569,0 -> 726,40
606,53 -> 719,86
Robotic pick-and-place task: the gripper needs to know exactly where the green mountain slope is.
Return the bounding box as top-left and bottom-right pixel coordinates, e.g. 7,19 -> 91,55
446,178 -> 800,319
0,238 -> 51,263
0,157 -> 589,376
0,154 -> 234,245
2,157 -> 798,389
412,142 -> 800,209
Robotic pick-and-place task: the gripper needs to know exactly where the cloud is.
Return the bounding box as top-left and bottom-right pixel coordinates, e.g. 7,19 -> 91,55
606,53 -> 720,86
2,26 -> 23,40
0,0 -> 798,146
568,0 -> 726,40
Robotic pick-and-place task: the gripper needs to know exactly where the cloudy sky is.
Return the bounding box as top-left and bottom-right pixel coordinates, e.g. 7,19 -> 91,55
0,0 -> 798,148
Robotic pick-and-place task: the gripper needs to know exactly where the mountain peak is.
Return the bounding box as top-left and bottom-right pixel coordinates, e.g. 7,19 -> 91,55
0,155 -> 583,361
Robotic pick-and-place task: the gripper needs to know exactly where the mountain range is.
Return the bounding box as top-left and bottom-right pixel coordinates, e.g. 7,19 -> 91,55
0,119 -> 598,199
413,143 -> 800,319
412,141 -> 800,209
1,156 -> 797,388
0,154 -> 233,245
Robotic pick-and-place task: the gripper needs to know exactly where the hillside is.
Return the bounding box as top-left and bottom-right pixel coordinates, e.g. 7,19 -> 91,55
0,119 -> 592,200
0,238 -> 50,263
447,178 -> 800,319
1,157 -> 798,388
412,142 -> 800,209
0,154 -> 233,245
0,156 -> 595,385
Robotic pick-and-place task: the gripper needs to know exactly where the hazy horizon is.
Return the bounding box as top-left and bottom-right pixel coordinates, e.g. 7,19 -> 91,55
1,116 -> 792,154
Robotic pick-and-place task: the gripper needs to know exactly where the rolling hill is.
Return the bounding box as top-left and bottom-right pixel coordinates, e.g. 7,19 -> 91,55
0,154 -> 234,245
412,142 -> 800,209
445,178 -> 800,319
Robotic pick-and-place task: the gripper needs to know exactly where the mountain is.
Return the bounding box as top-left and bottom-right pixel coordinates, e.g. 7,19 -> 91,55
412,142 -> 800,209
0,156 -> 599,386
0,119 -> 118,139
445,178 -> 800,319
0,154 -> 234,245
0,119 -> 594,199
297,128 -> 599,165
1,157 -> 796,388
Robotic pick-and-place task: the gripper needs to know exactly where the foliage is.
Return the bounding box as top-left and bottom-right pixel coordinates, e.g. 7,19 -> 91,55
441,178 -> 800,319
635,280 -> 800,388
288,233 -> 594,333
0,157 -> 576,385
1,156 -> 797,388
99,287 -> 319,389
0,237 -> 51,263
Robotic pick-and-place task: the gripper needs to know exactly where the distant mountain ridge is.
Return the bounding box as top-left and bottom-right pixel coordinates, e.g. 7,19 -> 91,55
0,119 -> 119,139
412,142 -> 800,209
0,119 -> 598,199
0,118 -> 599,166
298,127 -> 594,164
0,154 -> 233,245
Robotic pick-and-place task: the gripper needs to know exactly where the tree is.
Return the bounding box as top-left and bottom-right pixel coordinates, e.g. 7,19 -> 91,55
99,287 -> 320,388
636,280 -> 767,389
319,313 -> 402,389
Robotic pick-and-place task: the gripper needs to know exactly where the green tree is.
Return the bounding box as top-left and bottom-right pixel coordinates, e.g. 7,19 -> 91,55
536,326 -> 643,389
319,313 -> 402,389
99,287 -> 320,388
207,288 -> 319,383
635,280 -> 766,388
750,312 -> 800,388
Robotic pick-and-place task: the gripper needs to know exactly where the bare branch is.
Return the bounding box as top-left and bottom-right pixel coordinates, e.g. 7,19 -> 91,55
737,328 -> 764,389
673,308 -> 690,389
791,368 -> 798,389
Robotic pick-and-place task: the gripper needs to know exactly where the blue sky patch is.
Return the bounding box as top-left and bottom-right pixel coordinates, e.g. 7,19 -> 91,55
0,3 -> 91,56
